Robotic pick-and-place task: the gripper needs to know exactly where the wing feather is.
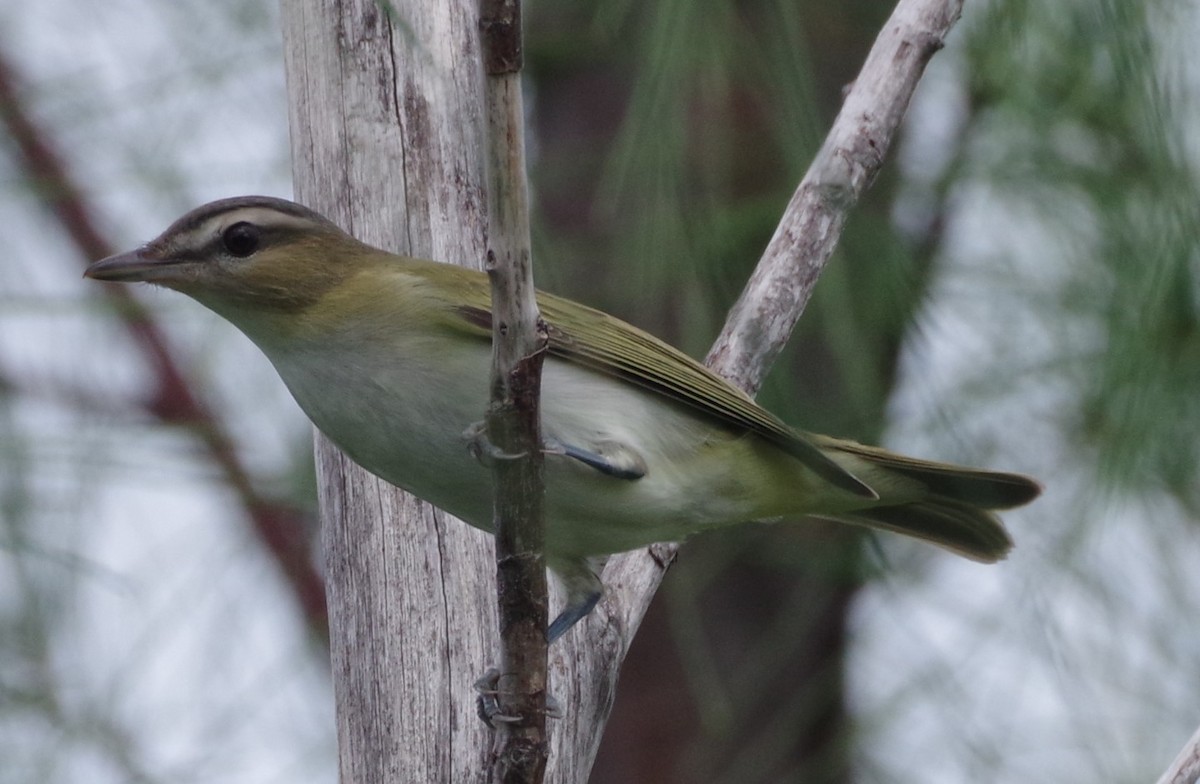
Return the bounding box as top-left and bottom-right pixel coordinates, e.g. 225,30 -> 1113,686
441,273 -> 874,498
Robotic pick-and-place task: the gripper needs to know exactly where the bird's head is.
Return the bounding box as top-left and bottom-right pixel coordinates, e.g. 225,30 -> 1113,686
85,196 -> 373,316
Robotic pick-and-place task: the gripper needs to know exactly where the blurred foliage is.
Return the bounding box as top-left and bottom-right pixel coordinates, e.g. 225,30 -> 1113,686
961,0 -> 1200,503
857,0 -> 1200,781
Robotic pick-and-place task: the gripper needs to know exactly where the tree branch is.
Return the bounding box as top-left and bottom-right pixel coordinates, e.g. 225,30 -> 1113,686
706,0 -> 960,391
1157,722 -> 1200,784
283,1 -> 499,779
548,0 -> 965,778
479,0 -> 551,781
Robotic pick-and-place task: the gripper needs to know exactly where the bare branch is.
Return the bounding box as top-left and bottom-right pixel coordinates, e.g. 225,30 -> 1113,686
706,0 -> 962,392
480,0 -> 551,780
1157,722 -> 1200,784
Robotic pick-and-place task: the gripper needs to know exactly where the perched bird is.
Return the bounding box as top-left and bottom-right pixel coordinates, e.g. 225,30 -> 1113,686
86,196 -> 1041,640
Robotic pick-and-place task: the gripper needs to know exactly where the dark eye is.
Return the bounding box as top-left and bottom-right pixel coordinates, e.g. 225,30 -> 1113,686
222,222 -> 260,258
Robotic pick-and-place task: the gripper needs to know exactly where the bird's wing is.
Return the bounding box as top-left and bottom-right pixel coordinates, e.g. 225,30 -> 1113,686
442,276 -> 874,498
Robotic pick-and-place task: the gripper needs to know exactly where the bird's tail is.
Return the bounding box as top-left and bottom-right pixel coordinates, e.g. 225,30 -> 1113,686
813,439 -> 1042,562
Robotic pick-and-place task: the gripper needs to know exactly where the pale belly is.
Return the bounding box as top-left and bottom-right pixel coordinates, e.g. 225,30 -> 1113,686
266,336 -> 817,559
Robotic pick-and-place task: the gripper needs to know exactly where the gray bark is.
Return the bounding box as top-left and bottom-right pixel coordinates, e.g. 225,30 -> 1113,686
282,0 -> 496,780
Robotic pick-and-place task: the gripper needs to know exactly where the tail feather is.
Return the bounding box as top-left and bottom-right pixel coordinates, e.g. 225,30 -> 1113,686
820,499 -> 1013,562
821,438 -> 1042,509
815,438 -> 1042,562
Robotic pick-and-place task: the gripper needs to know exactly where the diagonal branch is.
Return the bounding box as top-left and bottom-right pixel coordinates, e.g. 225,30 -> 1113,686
1157,722 -> 1200,784
548,0 -> 966,779
706,0 -> 962,392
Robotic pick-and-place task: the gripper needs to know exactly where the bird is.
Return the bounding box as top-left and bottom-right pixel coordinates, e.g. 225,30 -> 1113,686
86,195 -> 1041,640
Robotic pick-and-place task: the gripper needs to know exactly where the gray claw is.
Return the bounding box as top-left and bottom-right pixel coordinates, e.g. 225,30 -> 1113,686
473,667 -> 565,726
462,421 -> 528,465
474,668 -> 521,727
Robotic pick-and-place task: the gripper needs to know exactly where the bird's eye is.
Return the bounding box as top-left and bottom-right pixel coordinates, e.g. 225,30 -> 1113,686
222,222 -> 260,258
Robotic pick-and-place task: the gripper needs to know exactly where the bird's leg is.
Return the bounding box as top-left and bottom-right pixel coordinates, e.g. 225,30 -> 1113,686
543,437 -> 647,481
547,556 -> 607,642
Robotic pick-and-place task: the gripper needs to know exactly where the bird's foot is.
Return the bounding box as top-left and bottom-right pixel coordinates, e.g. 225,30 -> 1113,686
474,668 -> 563,728
462,421 -> 528,465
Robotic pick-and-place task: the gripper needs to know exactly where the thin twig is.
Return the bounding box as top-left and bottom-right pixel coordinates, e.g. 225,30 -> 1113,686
480,0 -> 550,781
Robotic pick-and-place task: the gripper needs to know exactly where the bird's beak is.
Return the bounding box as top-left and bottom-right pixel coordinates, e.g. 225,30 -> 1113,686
85,249 -> 180,283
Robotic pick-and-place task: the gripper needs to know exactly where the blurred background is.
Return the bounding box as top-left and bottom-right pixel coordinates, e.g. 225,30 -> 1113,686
2,0 -> 1199,781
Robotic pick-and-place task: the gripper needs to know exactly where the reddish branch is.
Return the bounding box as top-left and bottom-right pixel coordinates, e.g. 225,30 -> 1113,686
0,50 -> 328,640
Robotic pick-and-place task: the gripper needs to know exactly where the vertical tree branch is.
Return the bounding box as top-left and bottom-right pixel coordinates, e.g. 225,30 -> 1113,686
282,0 -> 498,780
479,0 -> 551,781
